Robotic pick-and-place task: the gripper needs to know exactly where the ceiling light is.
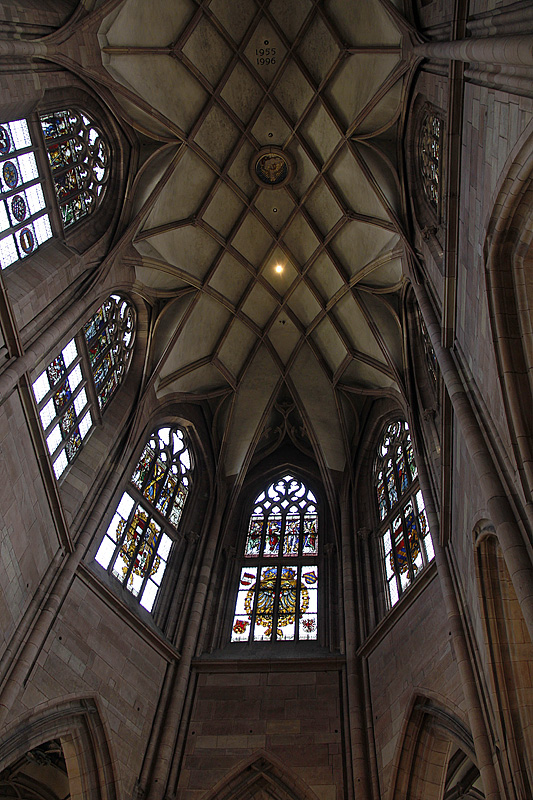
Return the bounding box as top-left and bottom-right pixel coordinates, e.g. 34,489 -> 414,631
275,264 -> 283,273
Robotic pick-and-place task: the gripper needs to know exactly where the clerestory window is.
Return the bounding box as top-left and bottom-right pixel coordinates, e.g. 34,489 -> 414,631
419,113 -> 442,213
95,425 -> 192,612
40,108 -> 109,228
0,109 -> 110,269
231,474 -> 319,643
32,294 -> 135,479
375,420 -> 434,608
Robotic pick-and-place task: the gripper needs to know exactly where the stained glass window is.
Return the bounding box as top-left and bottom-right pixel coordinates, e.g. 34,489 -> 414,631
0,118 -> 52,268
419,113 -> 442,212
232,474 -> 318,643
95,425 -> 192,612
32,295 -> 135,479
84,294 -> 135,410
40,109 -> 109,228
375,421 -> 434,608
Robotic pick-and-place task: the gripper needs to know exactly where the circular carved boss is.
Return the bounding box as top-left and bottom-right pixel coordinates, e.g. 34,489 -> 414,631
250,147 -> 294,189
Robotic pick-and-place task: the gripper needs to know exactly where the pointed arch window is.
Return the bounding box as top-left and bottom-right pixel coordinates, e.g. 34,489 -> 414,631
40,109 -> 109,228
95,425 -> 192,612
231,474 -> 319,643
419,113 -> 442,212
32,294 -> 135,479
375,421 -> 434,608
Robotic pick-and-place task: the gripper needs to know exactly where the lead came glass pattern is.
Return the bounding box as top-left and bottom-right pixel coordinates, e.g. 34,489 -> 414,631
0,119 -> 52,268
32,338 -> 92,479
84,295 -> 135,410
375,421 -> 434,608
419,113 -> 442,211
40,109 -> 109,228
95,425 -> 192,611
232,474 -> 318,642
32,294 -> 135,479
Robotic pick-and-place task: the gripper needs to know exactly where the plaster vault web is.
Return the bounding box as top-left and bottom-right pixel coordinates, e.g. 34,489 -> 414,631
97,0 -> 410,479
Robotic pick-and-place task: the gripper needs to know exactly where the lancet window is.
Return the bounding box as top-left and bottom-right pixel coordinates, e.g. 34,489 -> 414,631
231,474 -> 319,643
375,421 -> 434,608
95,425 -> 192,612
40,109 -> 109,228
419,113 -> 442,212
32,294 -> 135,479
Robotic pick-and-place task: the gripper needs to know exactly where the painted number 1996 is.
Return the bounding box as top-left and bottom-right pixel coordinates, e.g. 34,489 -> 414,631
256,47 -> 276,66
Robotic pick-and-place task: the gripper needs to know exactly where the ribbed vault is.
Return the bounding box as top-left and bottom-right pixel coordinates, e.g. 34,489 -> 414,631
97,0 -> 410,477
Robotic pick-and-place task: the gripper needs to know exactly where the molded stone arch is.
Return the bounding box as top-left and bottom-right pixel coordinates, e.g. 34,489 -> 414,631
388,695 -> 482,800
200,752 -> 323,800
0,698 -> 117,800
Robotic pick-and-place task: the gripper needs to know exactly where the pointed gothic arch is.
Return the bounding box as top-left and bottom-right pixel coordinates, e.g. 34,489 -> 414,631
389,695 -> 483,800
0,699 -> 117,800
474,522 -> 533,797
200,752 -> 323,800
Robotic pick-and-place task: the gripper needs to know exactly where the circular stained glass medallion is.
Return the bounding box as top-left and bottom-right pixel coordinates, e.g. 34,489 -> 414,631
250,147 -> 294,190
11,194 -> 27,222
0,126 -> 11,155
3,160 -> 18,189
19,226 -> 35,254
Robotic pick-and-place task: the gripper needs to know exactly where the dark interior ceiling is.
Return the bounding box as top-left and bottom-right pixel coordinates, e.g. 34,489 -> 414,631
95,0 -> 411,478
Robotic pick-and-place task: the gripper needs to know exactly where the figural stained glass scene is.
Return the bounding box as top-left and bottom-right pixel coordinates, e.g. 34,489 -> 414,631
232,474 -> 318,643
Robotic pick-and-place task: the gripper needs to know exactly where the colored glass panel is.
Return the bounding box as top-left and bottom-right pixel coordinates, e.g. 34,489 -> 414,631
396,447 -> 408,492
233,474 -> 319,643
47,355 -> 66,386
302,514 -> 318,555
377,476 -> 387,520
264,516 -> 281,557
245,516 -> 263,557
386,462 -> 397,507
283,515 -> 300,556
40,108 -> 109,229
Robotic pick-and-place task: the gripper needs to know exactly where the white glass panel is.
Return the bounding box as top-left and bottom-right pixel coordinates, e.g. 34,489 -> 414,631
95,536 -> 116,568
69,364 -> 82,390
33,214 -> 52,245
117,492 -> 135,520
46,425 -> 61,455
62,339 -> 77,366
105,511 -> 125,543
389,578 -> 399,606
33,371 -> 50,403
158,533 -> 172,561
0,235 -> 18,269
53,450 -> 68,478
128,571 -> 143,597
9,119 -> 31,149
424,534 -> 435,562
25,183 -> 45,214
74,388 -> 87,416
0,203 -> 9,233
79,410 -> 92,438
140,581 -> 158,612
17,152 -> 39,183
39,398 -> 55,430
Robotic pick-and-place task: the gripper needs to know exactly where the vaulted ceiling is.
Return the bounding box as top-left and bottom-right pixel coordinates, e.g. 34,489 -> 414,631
96,0 -> 411,478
